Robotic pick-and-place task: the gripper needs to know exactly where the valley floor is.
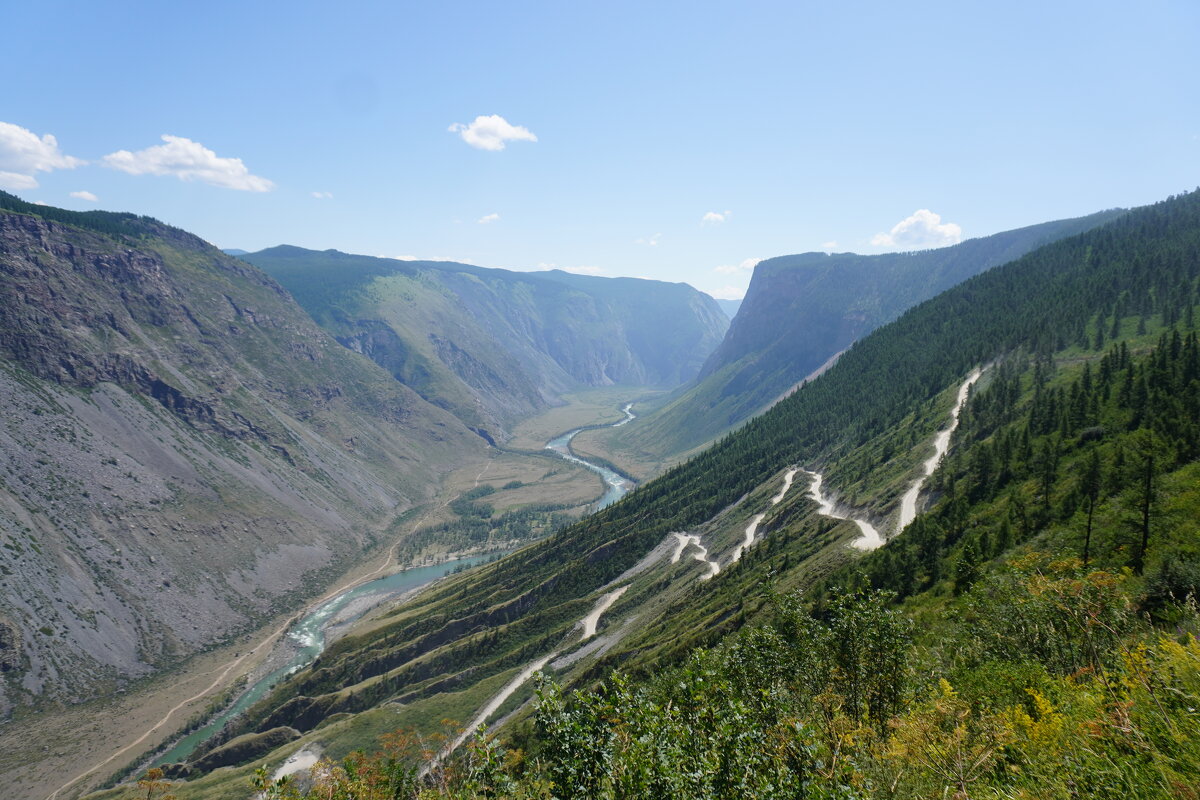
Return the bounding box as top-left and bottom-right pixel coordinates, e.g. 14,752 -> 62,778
7,509 -> 467,800
504,385 -> 668,453
569,405 -> 698,482
3,389 -> 663,800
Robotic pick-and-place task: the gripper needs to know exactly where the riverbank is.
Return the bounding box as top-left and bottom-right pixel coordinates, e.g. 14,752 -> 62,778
32,514 -> 496,800
20,485 -> 500,798
544,408 -> 637,510
31,392 -> 663,800
147,553 -> 502,771
503,386 -> 664,451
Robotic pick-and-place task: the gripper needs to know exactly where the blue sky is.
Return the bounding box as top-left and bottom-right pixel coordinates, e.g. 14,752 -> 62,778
4,0 -> 1198,299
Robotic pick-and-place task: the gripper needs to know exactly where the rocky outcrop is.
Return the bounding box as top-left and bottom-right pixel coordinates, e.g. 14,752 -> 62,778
0,618 -> 20,673
0,214 -> 276,443
612,209 -> 1129,459
0,197 -> 483,716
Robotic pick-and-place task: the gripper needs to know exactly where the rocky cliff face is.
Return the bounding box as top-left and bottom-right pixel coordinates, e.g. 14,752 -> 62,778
608,209 -> 1128,461
0,198 -> 483,715
242,248 -> 729,437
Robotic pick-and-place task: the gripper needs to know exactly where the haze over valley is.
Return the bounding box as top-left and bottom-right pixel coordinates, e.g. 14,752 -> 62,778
3,3 -> 1199,799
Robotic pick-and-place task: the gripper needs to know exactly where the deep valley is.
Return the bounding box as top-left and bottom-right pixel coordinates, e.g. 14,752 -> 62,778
3,160 -> 1200,800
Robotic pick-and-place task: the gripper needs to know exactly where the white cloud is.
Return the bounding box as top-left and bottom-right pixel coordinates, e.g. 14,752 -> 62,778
0,122 -> 85,189
702,210 -> 731,224
33,200 -> 49,206
0,171 -> 39,190
69,190 -> 98,202
821,240 -> 838,250
635,232 -> 662,246
712,257 -> 761,275
0,123 -> 85,173
870,209 -> 962,250
311,191 -> 333,199
710,286 -> 745,300
448,114 -> 538,151
102,135 -> 274,192
477,212 -> 500,224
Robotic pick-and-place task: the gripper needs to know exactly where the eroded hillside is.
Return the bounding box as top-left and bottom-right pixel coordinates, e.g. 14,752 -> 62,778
0,194 -> 487,716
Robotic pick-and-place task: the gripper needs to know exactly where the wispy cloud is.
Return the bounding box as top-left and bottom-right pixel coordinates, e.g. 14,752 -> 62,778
477,212 -> 500,224
635,232 -> 662,246
0,122 -> 84,189
712,257 -> 761,275
311,191 -> 333,199
69,190 -> 98,202
710,285 -> 745,300
821,240 -> 838,250
702,210 -> 731,224
103,135 -> 274,192
870,209 -> 962,250
0,171 -> 38,190
449,114 -> 538,151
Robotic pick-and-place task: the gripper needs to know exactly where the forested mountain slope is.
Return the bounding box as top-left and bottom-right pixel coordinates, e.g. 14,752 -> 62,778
240,247 -> 729,438
142,188 -> 1200,796
0,192 -> 486,717
148,192 -> 1200,798
477,266 -> 1200,799
599,208 -> 1125,465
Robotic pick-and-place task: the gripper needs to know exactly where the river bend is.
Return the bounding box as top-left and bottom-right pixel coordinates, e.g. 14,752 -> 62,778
544,402 -> 636,508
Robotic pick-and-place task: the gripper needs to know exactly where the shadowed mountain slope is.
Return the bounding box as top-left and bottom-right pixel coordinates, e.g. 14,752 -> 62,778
0,192 -> 485,715
241,247 -> 729,438
603,208 -> 1126,464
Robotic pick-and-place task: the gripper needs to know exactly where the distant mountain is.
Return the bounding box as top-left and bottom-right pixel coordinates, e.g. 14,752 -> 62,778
222,248 -> 249,256
715,297 -> 742,318
606,209 -> 1126,462
242,247 -> 729,438
0,193 -> 483,714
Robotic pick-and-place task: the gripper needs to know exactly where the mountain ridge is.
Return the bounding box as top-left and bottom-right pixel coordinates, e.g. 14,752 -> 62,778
242,246 -> 728,438
0,193 -> 490,719
594,208 -> 1128,468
